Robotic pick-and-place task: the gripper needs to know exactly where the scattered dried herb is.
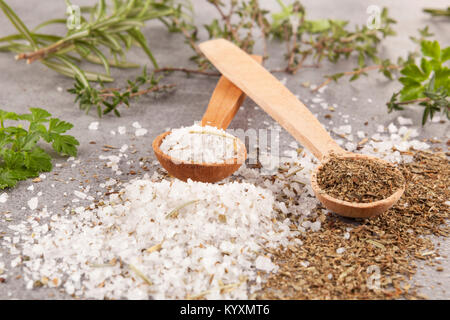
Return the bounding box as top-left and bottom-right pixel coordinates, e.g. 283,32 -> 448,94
257,150 -> 449,300
316,155 -> 405,203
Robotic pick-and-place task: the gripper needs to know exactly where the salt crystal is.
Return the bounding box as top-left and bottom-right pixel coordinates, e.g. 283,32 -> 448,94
310,221 -> 321,232
135,128 -> 148,137
0,193 -> 8,203
132,121 -> 141,129
118,126 -> 126,135
88,122 -> 99,130
74,191 -> 87,199
27,197 -> 38,210
333,125 -> 352,135
388,123 -> 398,133
255,256 -> 277,273
336,247 -> 346,254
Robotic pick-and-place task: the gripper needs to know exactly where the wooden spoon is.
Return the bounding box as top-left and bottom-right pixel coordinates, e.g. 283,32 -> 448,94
199,39 -> 405,218
152,55 -> 263,183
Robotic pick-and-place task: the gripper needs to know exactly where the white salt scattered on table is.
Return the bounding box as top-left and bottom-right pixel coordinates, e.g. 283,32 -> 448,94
160,124 -> 241,164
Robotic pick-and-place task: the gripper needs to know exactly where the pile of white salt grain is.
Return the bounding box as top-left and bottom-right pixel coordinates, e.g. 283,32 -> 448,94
160,124 -> 240,164
18,178 -> 297,299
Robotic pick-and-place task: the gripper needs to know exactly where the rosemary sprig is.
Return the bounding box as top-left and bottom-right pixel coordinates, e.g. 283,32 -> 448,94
0,0 -> 179,82
423,7 -> 450,18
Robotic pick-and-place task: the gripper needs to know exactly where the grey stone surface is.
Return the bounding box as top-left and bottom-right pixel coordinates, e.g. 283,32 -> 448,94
0,0 -> 448,299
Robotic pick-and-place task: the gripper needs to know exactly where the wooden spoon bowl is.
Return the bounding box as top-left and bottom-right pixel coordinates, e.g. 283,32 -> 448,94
310,153 -> 405,218
152,131 -> 247,183
199,39 -> 405,218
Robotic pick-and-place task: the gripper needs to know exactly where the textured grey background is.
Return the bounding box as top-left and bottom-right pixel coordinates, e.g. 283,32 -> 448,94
0,0 -> 448,299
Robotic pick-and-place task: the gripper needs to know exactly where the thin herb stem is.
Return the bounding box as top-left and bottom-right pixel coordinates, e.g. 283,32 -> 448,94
165,200 -> 200,219
128,264 -> 153,286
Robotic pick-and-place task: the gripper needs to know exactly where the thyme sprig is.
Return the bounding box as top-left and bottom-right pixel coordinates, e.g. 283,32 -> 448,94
171,0 -> 396,76
68,66 -> 175,117
0,0 -> 179,82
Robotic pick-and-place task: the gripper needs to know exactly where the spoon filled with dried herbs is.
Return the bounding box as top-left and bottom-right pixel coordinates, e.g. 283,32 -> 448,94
199,39 -> 405,218
152,55 -> 262,183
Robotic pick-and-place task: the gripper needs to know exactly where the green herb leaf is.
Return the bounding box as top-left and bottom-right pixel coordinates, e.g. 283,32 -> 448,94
421,40 -> 440,61
0,107 -> 78,189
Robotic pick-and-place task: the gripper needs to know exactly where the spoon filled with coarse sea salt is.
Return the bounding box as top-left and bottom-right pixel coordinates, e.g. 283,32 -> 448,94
152,55 -> 262,183
199,39 -> 405,218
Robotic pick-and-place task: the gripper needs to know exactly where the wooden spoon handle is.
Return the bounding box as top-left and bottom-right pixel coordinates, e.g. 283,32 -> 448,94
201,55 -> 263,130
199,39 -> 344,160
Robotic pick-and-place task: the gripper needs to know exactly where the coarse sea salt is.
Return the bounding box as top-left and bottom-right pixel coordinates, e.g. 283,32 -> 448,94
160,124 -> 240,164
18,178 -> 296,299
0,193 -> 8,203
